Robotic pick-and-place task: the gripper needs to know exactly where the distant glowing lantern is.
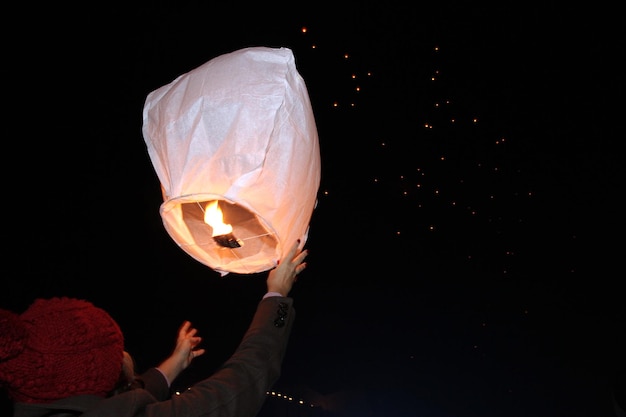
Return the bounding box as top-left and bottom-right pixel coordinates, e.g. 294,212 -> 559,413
141,47 -> 321,276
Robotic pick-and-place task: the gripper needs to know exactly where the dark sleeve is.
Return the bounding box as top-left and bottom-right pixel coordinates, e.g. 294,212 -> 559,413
143,296 -> 295,417
135,368 -> 172,401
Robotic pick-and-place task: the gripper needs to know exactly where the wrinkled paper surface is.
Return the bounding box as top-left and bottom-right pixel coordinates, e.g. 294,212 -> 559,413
142,47 -> 320,275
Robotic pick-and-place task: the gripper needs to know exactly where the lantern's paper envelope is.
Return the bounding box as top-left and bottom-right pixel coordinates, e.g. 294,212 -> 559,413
142,47 -> 320,275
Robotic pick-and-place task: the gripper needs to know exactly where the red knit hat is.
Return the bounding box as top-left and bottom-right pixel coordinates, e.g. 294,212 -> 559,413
0,297 -> 124,403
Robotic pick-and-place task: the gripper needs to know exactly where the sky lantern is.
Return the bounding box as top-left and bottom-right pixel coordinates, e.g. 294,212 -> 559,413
141,47 -> 321,276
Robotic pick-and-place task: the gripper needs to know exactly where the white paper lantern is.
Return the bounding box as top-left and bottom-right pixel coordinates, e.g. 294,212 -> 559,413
142,47 -> 321,276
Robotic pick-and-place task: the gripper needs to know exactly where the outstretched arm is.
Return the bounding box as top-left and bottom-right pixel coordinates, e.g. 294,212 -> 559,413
156,321 -> 206,386
144,240 -> 307,417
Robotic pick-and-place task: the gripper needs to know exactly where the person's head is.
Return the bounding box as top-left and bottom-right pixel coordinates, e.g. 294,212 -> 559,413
109,350 -> 140,396
0,297 -> 125,403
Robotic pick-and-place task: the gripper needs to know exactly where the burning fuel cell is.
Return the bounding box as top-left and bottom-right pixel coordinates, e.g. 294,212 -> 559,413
204,201 -> 244,248
204,200 -> 243,248
213,233 -> 243,248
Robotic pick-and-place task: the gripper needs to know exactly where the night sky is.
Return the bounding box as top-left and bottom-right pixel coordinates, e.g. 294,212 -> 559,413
4,3 -> 624,417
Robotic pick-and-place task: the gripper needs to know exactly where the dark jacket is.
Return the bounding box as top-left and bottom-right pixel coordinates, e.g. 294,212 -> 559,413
12,296 -> 294,417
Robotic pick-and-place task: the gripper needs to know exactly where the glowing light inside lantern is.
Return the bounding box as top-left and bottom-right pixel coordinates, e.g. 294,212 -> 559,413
204,201 -> 232,236
204,201 -> 243,248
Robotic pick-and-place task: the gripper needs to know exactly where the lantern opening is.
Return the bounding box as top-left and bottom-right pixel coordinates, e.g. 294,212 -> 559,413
160,195 -> 279,274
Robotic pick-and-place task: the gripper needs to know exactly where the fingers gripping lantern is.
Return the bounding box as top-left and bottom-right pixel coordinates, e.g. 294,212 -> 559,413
141,47 -> 321,275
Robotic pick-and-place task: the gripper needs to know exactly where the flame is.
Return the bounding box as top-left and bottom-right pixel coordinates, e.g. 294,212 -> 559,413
204,201 -> 233,236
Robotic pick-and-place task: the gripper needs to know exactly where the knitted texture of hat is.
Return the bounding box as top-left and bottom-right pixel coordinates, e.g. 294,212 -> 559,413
0,297 -> 124,404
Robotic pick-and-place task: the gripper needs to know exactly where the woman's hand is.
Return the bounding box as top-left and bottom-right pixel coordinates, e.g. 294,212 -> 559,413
266,240 -> 308,296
